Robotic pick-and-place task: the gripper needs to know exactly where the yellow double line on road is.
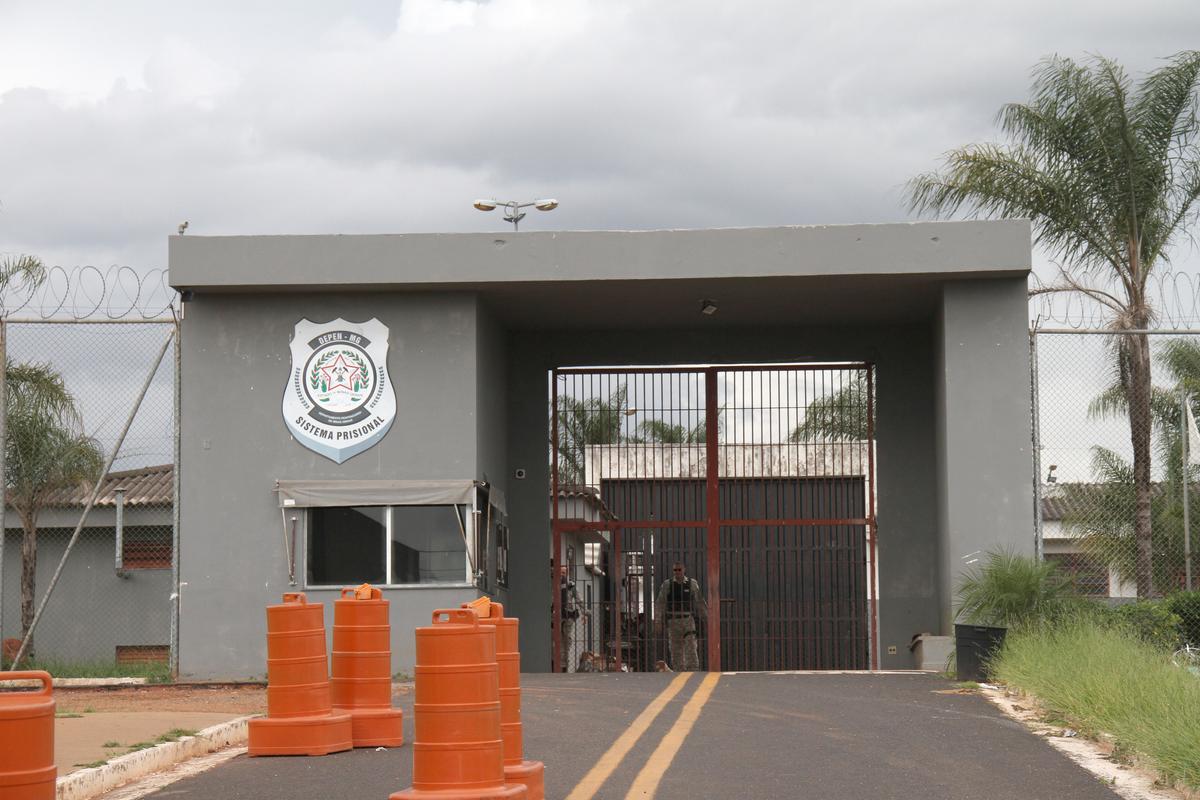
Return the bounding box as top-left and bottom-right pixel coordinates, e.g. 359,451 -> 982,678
566,672 -> 721,800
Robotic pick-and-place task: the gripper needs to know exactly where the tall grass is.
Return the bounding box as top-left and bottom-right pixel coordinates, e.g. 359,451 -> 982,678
994,617 -> 1200,790
1,657 -> 171,683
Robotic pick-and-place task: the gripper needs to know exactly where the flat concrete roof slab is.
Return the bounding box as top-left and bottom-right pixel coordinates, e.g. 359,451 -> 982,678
170,220 -> 1031,291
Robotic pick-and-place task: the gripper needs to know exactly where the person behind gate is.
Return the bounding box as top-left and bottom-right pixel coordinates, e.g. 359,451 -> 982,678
653,562 -> 708,671
558,565 -> 589,672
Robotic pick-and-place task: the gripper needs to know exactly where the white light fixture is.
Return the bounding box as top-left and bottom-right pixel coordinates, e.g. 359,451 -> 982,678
474,198 -> 559,231
700,299 -> 718,316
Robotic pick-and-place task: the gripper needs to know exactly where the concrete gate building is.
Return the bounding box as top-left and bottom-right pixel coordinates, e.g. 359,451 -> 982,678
169,221 -> 1033,679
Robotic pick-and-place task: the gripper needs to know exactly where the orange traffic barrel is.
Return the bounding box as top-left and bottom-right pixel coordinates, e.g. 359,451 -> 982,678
463,599 -> 545,800
248,592 -> 352,756
390,608 -> 525,800
332,584 -> 403,747
0,671 -> 56,800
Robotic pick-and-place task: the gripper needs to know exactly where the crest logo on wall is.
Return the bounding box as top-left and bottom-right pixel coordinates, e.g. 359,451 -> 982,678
282,318 -> 396,463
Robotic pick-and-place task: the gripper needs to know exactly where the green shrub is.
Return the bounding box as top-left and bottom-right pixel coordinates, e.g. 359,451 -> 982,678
1102,601 -> 1182,651
1164,591 -> 1200,646
955,549 -> 1078,628
994,617 -> 1200,789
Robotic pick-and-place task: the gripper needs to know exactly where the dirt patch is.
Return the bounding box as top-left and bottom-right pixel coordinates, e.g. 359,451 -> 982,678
55,684 -> 268,715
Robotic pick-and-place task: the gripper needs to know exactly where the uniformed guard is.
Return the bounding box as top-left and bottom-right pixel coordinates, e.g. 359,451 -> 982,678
558,565 -> 589,672
653,561 -> 708,671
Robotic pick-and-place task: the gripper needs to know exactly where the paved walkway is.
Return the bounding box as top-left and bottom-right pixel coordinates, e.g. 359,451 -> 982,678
120,673 -> 1121,800
56,711 -> 237,774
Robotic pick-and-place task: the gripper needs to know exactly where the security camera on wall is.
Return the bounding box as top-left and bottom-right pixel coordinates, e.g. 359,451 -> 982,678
515,468 -> 527,480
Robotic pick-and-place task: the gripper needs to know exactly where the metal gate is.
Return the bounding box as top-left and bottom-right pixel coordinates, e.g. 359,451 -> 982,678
551,364 -> 877,672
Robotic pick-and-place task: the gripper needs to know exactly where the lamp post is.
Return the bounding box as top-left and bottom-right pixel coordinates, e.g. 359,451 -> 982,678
473,198 -> 558,231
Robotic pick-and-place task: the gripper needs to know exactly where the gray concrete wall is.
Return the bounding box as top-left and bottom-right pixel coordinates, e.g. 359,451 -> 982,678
505,323 -> 941,671
1,528 -> 172,662
178,292 -> 482,679
935,278 -> 1035,630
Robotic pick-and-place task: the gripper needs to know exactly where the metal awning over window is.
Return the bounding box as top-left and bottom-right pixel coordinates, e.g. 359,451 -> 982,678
274,479 -> 505,514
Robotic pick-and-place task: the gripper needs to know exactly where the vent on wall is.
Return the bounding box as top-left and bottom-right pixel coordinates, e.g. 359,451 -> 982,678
115,645 -> 169,665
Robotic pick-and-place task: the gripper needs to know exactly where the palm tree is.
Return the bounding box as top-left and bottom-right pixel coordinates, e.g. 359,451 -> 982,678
789,372 -> 873,441
6,362 -> 104,661
908,52 -> 1200,597
554,385 -> 632,486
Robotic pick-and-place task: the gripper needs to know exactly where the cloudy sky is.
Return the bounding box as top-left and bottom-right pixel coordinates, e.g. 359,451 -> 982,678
1,0 -> 1198,309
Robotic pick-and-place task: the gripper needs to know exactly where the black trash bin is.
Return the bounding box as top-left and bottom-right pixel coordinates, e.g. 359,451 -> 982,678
954,623 -> 1006,681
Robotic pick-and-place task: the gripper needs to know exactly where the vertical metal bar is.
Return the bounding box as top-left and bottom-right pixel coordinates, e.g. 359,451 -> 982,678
551,370 -> 562,672
1030,330 -> 1044,561
705,367 -> 721,671
866,363 -> 878,670
170,319 -> 182,677
386,506 -> 394,585
612,525 -> 622,671
1183,388 -> 1193,592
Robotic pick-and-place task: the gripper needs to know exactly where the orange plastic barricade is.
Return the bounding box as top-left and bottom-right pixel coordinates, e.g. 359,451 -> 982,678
331,583 -> 403,747
0,671 -> 56,800
248,592 -> 352,756
463,599 -> 545,800
390,608 -> 526,800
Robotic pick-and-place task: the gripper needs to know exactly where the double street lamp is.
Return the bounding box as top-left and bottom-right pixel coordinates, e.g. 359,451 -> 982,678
473,198 -> 558,231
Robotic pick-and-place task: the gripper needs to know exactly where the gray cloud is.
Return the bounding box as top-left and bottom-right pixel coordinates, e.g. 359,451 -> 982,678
1,0 -> 1198,278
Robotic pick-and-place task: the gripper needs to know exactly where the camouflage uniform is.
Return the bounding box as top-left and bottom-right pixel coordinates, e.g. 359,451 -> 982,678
654,573 -> 708,671
559,576 -> 586,672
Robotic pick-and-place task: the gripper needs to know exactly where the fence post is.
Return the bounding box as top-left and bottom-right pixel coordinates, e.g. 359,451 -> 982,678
1030,329 -> 1044,561
1184,388 -> 1194,593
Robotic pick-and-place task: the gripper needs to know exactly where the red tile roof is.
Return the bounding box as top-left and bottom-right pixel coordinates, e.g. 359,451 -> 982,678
27,464 -> 173,508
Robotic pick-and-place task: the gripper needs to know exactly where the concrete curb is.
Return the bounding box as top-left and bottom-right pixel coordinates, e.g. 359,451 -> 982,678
0,677 -> 149,688
55,715 -> 252,800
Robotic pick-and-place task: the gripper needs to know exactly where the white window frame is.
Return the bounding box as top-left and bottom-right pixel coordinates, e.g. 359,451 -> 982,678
303,501 -> 475,589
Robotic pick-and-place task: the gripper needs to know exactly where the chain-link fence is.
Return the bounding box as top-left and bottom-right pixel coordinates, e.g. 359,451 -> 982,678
0,319 -> 178,677
1033,329 -> 1200,650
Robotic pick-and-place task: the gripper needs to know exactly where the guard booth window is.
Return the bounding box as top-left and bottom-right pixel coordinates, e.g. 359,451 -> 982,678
307,504 -> 468,586
278,478 -> 498,589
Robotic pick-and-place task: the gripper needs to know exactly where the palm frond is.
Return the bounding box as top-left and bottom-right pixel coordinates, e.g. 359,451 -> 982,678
790,372 -> 871,441
0,255 -> 47,297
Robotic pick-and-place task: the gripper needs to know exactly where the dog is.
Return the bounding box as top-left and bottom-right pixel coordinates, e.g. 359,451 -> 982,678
576,651 -> 631,673
654,659 -> 673,672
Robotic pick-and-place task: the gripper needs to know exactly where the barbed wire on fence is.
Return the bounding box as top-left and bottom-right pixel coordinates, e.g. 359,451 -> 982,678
0,264 -> 176,321
1030,269 -> 1200,331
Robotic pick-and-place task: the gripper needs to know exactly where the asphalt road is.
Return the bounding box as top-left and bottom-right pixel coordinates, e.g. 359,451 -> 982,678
133,672 -> 1120,800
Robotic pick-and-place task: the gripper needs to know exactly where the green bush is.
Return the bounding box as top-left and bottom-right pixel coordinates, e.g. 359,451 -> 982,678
1164,591 -> 1200,646
955,549 -> 1078,628
1101,601 -> 1182,651
994,617 -> 1200,789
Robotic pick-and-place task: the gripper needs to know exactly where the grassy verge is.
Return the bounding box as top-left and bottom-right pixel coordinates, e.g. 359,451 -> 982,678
992,617 -> 1200,790
2,657 -> 171,683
